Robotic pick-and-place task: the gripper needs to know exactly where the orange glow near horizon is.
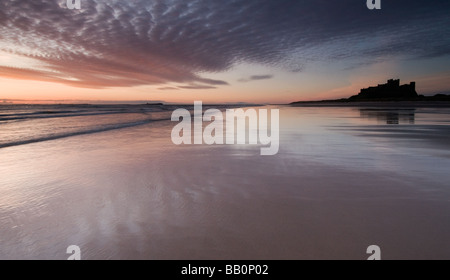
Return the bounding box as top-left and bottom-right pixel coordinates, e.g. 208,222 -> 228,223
1,60 -> 450,104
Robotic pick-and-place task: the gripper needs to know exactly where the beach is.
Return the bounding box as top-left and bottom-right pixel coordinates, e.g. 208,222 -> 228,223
0,104 -> 450,259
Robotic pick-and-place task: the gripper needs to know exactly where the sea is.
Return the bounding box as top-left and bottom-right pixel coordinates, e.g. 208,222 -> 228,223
0,103 -> 449,259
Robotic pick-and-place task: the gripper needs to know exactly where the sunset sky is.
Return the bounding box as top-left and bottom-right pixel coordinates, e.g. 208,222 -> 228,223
1,0 -> 449,104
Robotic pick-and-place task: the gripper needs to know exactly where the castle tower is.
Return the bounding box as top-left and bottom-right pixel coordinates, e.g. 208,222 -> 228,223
351,78 -> 419,100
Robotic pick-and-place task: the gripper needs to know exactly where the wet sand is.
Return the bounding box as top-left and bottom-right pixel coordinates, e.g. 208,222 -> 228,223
0,106 -> 450,259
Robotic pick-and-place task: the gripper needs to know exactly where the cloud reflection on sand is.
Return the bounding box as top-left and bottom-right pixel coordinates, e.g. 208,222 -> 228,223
0,105 -> 450,259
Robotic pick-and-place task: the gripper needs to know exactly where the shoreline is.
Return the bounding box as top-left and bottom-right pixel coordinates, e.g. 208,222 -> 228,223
2,106 -> 450,259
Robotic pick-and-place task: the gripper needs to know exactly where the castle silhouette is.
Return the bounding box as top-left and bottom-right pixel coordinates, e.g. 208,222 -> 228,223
291,78 -> 450,104
350,79 -> 418,100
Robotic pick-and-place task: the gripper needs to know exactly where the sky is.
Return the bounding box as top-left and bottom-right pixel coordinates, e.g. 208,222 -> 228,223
0,0 -> 449,104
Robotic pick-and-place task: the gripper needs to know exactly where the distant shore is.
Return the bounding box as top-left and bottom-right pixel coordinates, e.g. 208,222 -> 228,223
292,79 -> 450,107
289,100 -> 450,108
290,90 -> 450,108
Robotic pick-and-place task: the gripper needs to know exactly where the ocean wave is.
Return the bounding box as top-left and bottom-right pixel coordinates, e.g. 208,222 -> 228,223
0,117 -> 170,149
0,107 -> 162,122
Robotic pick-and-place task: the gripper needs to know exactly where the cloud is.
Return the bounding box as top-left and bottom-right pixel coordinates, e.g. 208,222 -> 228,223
178,85 -> 217,90
158,87 -> 179,91
239,75 -> 273,82
196,78 -> 229,86
0,0 -> 449,89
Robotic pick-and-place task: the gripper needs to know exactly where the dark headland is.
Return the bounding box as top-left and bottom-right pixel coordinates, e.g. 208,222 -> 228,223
291,79 -> 450,106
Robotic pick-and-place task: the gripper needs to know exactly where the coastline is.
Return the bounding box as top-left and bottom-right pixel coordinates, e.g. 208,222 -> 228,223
289,101 -> 450,108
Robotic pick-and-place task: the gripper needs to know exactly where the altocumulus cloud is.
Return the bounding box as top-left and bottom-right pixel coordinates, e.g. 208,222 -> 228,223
0,0 -> 449,89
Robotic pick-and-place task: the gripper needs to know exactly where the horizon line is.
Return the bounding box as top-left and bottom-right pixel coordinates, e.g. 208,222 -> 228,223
0,99 -> 269,106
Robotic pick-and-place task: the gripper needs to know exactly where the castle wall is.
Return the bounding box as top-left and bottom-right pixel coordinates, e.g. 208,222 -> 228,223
355,79 -> 418,100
